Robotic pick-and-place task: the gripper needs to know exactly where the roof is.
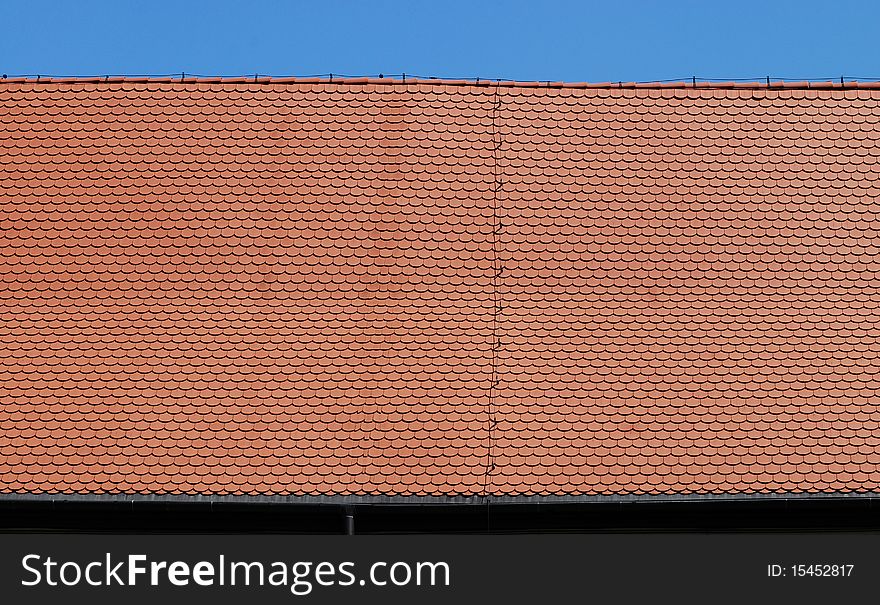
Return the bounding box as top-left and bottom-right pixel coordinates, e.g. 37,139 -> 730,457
2,78 -> 880,500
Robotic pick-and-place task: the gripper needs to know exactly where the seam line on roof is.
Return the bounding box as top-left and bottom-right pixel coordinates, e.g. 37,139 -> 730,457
483,86 -> 494,503
484,84 -> 504,508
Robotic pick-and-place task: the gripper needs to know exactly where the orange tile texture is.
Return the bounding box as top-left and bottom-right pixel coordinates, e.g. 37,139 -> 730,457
1,81 -> 880,497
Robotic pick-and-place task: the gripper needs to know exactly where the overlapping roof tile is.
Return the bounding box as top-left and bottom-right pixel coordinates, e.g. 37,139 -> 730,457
1,79 -> 879,497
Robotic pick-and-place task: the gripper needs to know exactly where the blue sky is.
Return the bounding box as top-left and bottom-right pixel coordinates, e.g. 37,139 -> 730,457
2,0 -> 879,82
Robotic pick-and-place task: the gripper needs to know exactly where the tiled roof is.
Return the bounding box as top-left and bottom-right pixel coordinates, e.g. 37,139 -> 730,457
2,79 -> 880,498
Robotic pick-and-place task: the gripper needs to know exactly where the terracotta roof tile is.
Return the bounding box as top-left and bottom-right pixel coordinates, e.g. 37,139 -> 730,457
1,80 -> 880,498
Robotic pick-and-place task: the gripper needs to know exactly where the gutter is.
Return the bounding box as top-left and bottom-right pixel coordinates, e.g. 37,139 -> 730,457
1,490 -> 879,506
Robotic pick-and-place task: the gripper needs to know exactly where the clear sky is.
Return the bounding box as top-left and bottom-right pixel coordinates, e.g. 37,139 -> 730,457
2,0 -> 879,83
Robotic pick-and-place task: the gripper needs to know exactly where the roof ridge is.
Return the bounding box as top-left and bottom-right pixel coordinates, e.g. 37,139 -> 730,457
3,75 -> 880,90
